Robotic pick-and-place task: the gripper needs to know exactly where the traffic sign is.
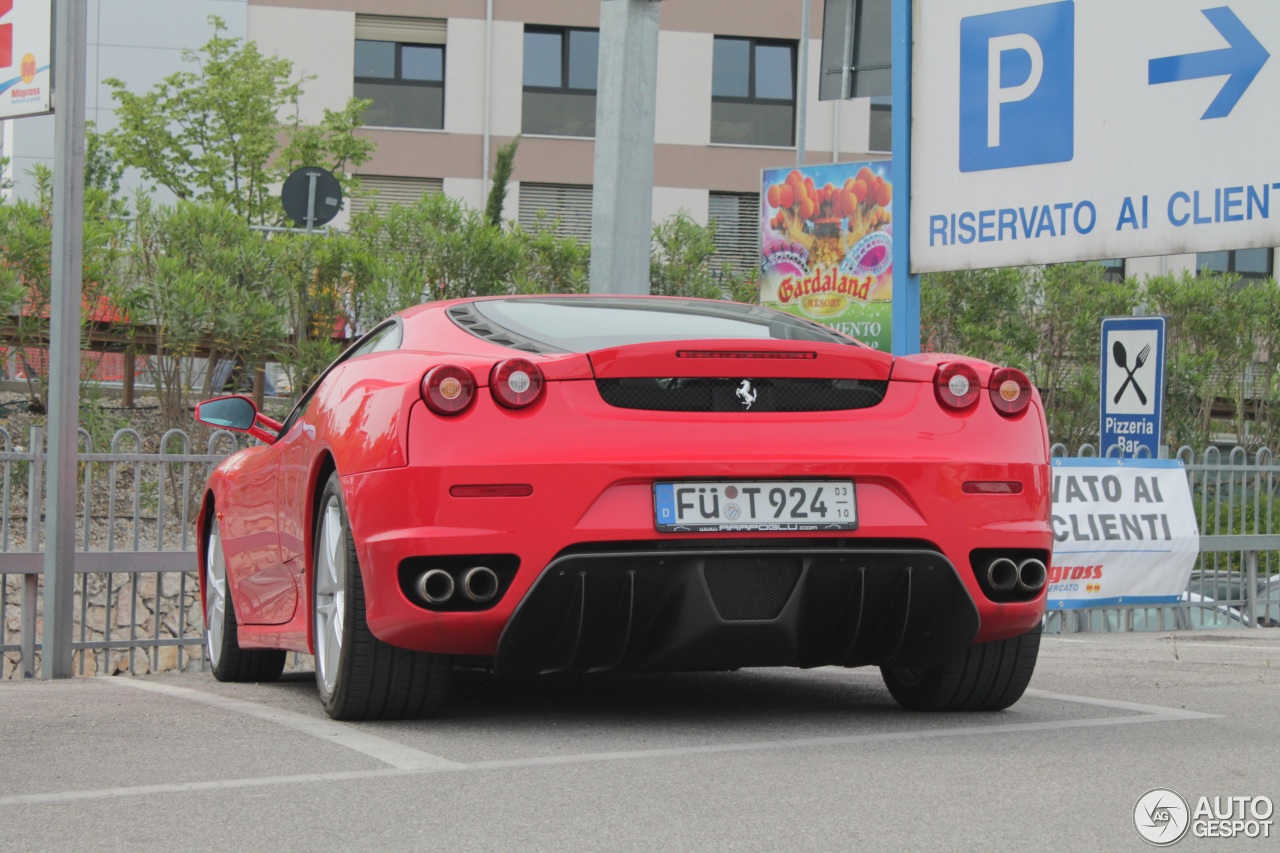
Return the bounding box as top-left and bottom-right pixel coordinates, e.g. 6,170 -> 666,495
281,167 -> 343,230
1100,316 -> 1166,458
911,0 -> 1279,272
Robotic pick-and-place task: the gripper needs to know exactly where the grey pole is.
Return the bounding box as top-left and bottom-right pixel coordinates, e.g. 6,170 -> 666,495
588,0 -> 661,295
305,171 -> 318,234
43,0 -> 89,678
795,0 -> 811,166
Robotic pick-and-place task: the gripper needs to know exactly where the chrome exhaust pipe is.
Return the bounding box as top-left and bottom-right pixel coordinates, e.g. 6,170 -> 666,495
1017,558 -> 1048,592
987,558 -> 1019,592
461,566 -> 500,603
416,569 -> 456,605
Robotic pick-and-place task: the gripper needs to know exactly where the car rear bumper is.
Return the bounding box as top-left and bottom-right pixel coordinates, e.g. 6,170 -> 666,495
493,546 -> 980,675
340,385 -> 1051,659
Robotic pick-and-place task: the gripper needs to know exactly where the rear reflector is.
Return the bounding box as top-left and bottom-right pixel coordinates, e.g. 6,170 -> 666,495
962,481 -> 1024,495
676,350 -> 817,360
450,484 -> 534,498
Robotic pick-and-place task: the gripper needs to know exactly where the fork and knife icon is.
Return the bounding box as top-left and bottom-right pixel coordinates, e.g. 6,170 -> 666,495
1113,340 -> 1150,405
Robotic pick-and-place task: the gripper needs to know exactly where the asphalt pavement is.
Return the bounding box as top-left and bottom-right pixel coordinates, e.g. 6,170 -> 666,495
1,629 -> 1278,852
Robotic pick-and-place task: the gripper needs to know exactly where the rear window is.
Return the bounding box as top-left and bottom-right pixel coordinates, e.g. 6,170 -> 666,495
460,297 -> 854,353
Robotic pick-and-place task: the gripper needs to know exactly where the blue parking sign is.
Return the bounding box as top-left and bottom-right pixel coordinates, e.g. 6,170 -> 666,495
959,0 -> 1075,173
1100,316 -> 1165,458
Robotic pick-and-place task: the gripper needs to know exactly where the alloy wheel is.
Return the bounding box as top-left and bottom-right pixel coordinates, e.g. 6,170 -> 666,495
204,522 -> 227,667
314,495 -> 347,696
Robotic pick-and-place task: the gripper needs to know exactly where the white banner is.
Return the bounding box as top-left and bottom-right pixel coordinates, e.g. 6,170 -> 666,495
0,1 -> 52,120
1047,459 -> 1199,610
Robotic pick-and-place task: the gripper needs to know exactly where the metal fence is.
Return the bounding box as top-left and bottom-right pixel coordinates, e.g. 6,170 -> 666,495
4,430 -> 1280,679
1,425 -> 242,679
1047,443 -> 1280,634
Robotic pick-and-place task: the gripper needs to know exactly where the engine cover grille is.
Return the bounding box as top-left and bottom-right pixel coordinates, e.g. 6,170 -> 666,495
596,378 -> 888,412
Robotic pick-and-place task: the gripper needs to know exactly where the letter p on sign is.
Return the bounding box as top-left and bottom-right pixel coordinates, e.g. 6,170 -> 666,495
987,33 -> 1043,146
960,0 -> 1074,172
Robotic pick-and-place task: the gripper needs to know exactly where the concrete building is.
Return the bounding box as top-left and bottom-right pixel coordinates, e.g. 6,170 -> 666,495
243,0 -> 896,277
1,0 -> 1273,281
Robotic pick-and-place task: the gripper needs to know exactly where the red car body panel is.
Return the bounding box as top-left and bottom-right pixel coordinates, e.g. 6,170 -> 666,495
197,296 -> 1052,671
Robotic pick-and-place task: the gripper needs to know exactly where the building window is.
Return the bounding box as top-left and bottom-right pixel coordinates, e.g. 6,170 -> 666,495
523,26 -> 599,137
354,16 -> 446,130
819,0 -> 892,101
518,183 -> 594,243
349,176 -> 444,216
1096,258 -> 1126,283
1197,248 -> 1273,279
869,98 -> 891,152
711,37 -> 796,147
709,192 -> 761,279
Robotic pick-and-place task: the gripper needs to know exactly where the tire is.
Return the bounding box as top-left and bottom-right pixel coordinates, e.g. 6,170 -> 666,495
204,518 -> 287,683
312,472 -> 451,721
880,627 -> 1041,712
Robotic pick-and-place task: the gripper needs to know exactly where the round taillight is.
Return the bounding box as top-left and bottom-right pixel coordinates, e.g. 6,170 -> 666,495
935,362 -> 980,410
490,359 -> 544,409
421,365 -> 475,415
989,367 -> 1032,415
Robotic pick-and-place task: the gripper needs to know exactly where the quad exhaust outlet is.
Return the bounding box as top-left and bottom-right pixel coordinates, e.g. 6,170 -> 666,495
413,566 -> 501,607
462,566 -> 500,603
986,557 -> 1019,592
1016,558 -> 1047,592
416,569 -> 456,605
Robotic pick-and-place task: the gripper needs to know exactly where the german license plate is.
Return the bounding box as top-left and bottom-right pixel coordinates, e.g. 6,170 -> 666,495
654,480 -> 856,532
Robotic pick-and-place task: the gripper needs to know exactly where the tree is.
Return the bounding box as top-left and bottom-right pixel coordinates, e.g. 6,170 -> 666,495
118,196 -> 288,428
0,166 -> 128,412
649,213 -> 756,301
485,136 -> 521,227
102,17 -> 373,224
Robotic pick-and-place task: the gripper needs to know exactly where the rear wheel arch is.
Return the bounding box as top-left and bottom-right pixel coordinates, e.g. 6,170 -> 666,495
305,453 -> 338,653
197,491 -> 217,607
312,469 -> 450,719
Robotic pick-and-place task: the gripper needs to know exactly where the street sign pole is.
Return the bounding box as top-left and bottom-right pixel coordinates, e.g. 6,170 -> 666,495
891,0 -> 920,354
589,0 -> 661,295
305,171 -> 318,234
43,0 -> 89,679
796,0 -> 810,167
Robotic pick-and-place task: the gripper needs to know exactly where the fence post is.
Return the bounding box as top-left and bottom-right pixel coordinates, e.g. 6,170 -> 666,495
122,351 -> 136,408
21,426 -> 44,677
20,576 -> 36,677
253,365 -> 265,409
1246,550 -> 1259,629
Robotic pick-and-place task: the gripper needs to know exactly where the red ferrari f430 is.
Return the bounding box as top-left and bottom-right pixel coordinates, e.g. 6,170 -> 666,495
195,296 -> 1051,720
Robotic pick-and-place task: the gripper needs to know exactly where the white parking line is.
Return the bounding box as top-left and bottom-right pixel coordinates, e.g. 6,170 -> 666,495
107,678 -> 463,771
0,684 -> 1220,808
1166,641 -> 1280,653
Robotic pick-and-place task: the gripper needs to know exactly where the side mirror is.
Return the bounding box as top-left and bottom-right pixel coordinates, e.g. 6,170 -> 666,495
195,395 -> 282,444
195,395 -> 257,430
